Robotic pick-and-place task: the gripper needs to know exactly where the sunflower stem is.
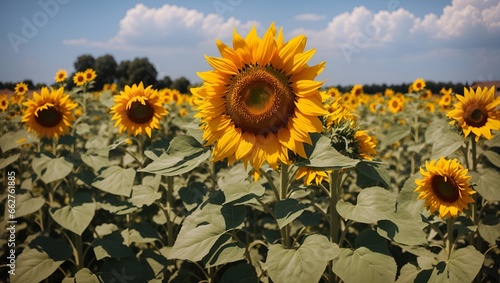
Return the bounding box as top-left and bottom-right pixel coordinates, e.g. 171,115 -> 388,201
329,170 -> 342,244
279,163 -> 290,248
446,217 -> 455,260
165,175 -> 175,247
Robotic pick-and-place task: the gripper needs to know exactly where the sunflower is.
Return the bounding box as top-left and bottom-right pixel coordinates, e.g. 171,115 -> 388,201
421,89 -> 432,100
15,82 -> 28,96
110,82 -> 168,137
0,94 -> 9,111
73,72 -> 86,86
193,23 -> 327,171
55,69 -> 67,83
329,119 -> 377,160
351,84 -> 363,97
415,157 -> 475,219
354,130 -> 377,161
439,94 -> 452,111
296,167 -> 330,185
84,68 -> 97,82
388,96 -> 404,114
21,87 -> 78,138
384,88 -> 395,97
425,102 -> 435,113
446,86 -> 500,141
412,78 -> 426,92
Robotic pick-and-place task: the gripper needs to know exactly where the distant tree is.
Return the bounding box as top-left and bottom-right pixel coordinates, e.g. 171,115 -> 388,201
74,54 -> 96,72
117,58 -> 157,88
157,75 -> 173,89
94,54 -> 117,90
171,76 -> 191,94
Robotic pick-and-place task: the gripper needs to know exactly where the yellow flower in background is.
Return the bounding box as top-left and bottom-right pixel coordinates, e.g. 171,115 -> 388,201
15,82 -> 28,96
412,78 -> 426,92
388,96 -> 404,114
425,102 -> 435,113
439,93 -> 452,111
193,23 -> 327,171
355,130 -> 377,161
179,107 -> 188,117
84,68 -> 97,82
110,82 -> 168,137
73,72 -> 86,86
447,86 -> 500,142
0,94 -> 9,111
415,157 -> 475,219
55,69 -> 67,83
384,88 -> 395,97
351,84 -> 363,97
22,87 -> 78,138
421,89 -> 432,100
325,98 -> 356,128
296,167 -> 331,185
440,87 -> 453,96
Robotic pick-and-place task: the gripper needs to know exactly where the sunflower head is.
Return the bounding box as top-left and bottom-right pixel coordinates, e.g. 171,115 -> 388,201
73,72 -> 86,86
21,87 -> 78,138
446,86 -> 500,141
328,119 -> 376,160
296,166 -> 331,185
110,82 -> 168,138
193,23 -> 327,171
384,88 -> 395,97
15,82 -> 28,96
415,157 -> 475,219
55,69 -> 68,83
412,78 -> 426,92
351,84 -> 363,97
84,68 -> 97,82
0,94 -> 9,111
388,96 -> 404,114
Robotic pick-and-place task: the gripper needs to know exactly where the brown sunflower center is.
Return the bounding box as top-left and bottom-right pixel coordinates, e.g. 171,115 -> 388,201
35,105 -> 63,127
431,175 -> 459,203
463,102 -> 488,127
127,100 -> 154,124
226,65 -> 295,135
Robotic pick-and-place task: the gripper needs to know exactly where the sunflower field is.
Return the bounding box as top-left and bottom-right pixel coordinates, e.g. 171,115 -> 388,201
1,23 -> 499,283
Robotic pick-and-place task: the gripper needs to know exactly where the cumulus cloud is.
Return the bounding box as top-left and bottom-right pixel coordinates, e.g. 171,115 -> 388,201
294,13 -> 326,21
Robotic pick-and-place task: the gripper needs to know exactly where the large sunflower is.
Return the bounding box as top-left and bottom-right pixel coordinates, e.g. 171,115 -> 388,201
110,82 -> 168,137
446,86 -> 500,141
22,87 -> 78,138
415,157 -> 475,219
193,23 -> 327,170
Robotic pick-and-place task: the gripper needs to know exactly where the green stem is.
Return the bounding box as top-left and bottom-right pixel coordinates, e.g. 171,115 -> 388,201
280,164 -> 290,248
446,217 -> 454,260
165,176 -> 175,247
73,232 -> 84,271
329,170 -> 342,244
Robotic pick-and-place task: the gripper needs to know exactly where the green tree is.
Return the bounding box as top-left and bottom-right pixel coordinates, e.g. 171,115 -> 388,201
94,54 -> 117,90
117,58 -> 157,88
171,76 -> 191,94
74,54 -> 95,72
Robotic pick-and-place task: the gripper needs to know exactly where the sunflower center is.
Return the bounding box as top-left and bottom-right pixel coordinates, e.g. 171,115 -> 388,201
35,105 -> 63,127
464,102 -> 488,127
431,175 -> 459,203
126,100 -> 154,124
226,65 -> 295,135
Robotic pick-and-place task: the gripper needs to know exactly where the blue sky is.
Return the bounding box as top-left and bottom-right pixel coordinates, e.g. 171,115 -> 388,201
1,0 -> 499,87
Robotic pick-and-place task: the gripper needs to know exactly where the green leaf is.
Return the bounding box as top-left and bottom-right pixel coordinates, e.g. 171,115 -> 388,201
221,204 -> 246,230
170,203 -> 229,261
219,262 -> 258,283
179,182 -> 208,207
381,125 -> 411,148
221,182 -> 265,205
397,172 -> 425,219
92,231 -> 135,260
92,166 -> 136,197
356,161 -> 392,188
15,193 -> 45,218
13,247 -> 64,283
275,199 -> 305,229
355,230 -> 391,255
122,222 -> 160,244
61,268 -> 100,283
50,191 -> 96,235
266,234 -> 339,283
128,185 -> 161,208
483,150 -> 500,168
425,119 -> 450,145
377,208 -> 428,246
99,90 -> 114,108
298,135 -> 359,169
478,215 -> 500,245
139,135 -> 211,176
99,195 -> 138,215
332,247 -> 397,283
336,186 -> 394,224
430,132 -> 463,159
0,129 -> 39,152
81,148 -> 110,172
428,246 -> 484,283
470,169 -> 500,201
396,263 -> 430,283
204,235 -> 246,268
32,154 -> 73,183
29,235 -> 73,261
0,153 -> 19,170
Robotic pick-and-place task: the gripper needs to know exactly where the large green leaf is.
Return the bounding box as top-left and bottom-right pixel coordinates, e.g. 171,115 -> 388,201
478,215 -> 500,245
32,154 -> 73,183
15,193 -> 45,218
332,247 -> 397,283
170,203 -> 231,261
139,135 -> 211,176
397,172 -> 425,219
0,129 -> 39,152
356,161 -> 392,188
377,207 -> 427,246
204,235 -> 246,268
425,119 -> 450,145
381,125 -> 411,148
396,263 -> 431,283
221,204 -> 246,230
0,153 -> 19,170
336,186 -> 394,224
122,222 -> 160,244
92,166 -> 136,197
128,185 -> 161,207
92,231 -> 135,260
430,132 -> 463,159
275,199 -> 306,229
219,262 -> 258,283
221,182 -> 265,205
50,191 -> 96,235
470,169 -> 500,201
483,150 -> 500,168
428,246 -> 484,283
266,234 -> 339,283
61,268 -> 100,283
297,135 -> 359,169
81,148 -> 110,172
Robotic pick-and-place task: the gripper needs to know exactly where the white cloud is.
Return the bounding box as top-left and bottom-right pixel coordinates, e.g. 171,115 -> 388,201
294,13 -> 326,21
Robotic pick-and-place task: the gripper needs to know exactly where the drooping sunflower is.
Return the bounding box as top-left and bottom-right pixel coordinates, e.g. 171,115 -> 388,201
193,23 -> 328,170
15,82 -> 28,96
73,72 -> 86,86
84,68 -> 97,82
0,94 -> 9,111
412,78 -> 426,92
55,69 -> 67,83
446,86 -> 500,141
329,119 -> 377,161
354,130 -> 377,161
21,87 -> 78,138
110,82 -> 168,137
415,157 -> 475,219
296,166 -> 331,185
